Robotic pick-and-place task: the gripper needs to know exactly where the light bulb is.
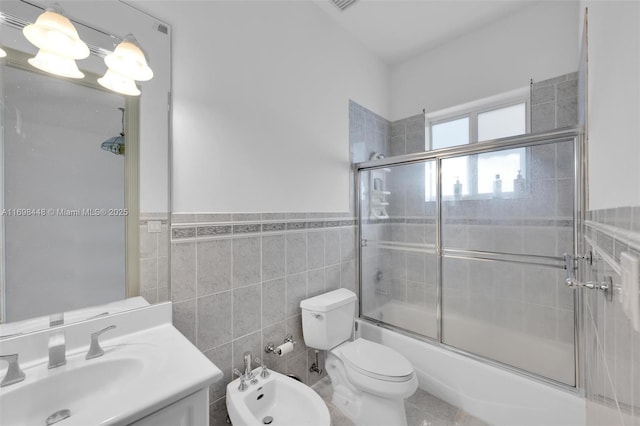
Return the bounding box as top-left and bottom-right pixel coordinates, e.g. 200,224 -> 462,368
98,69 -> 140,96
104,36 -> 153,81
23,9 -> 89,59
28,49 -> 84,79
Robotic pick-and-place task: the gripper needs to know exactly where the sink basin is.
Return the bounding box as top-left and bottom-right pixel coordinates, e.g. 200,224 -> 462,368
226,368 -> 330,426
0,305 -> 223,426
1,357 -> 144,426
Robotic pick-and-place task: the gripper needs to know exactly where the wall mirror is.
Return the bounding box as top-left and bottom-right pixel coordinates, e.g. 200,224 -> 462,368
0,0 -> 171,337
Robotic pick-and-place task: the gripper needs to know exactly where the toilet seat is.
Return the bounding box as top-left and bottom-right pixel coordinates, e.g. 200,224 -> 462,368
339,338 -> 414,382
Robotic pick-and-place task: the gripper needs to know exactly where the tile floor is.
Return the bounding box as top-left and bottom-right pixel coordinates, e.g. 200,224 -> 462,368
311,377 -> 490,426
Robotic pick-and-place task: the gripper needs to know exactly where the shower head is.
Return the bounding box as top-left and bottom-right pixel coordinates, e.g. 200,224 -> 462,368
101,107 -> 125,155
101,135 -> 125,155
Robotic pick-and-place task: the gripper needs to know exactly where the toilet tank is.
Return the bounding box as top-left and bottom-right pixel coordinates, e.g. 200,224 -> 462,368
300,289 -> 357,350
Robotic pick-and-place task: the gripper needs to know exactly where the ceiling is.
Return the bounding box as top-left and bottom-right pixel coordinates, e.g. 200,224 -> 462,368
313,0 -> 538,65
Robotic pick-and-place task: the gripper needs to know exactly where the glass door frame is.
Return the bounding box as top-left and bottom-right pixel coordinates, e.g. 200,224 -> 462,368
355,127 -> 585,393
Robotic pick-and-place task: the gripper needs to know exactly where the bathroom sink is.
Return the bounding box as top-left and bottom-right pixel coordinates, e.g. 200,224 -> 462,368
1,357 -> 144,426
226,368 -> 330,426
0,306 -> 223,426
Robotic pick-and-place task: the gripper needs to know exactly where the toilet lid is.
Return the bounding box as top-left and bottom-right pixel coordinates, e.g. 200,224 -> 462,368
341,339 -> 414,381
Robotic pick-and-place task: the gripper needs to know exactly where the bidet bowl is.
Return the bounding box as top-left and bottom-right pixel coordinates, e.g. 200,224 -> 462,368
226,368 -> 330,426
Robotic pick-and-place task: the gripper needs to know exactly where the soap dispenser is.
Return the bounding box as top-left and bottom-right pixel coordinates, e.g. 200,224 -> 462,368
514,170 -> 525,195
493,174 -> 502,198
453,177 -> 462,200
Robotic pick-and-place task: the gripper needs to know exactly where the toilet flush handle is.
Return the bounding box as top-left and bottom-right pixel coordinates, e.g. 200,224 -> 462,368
312,313 -> 323,320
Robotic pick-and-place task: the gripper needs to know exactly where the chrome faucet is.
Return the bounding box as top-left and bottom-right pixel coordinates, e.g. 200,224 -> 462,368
86,325 -> 116,360
254,357 -> 269,379
0,353 -> 25,387
48,332 -> 66,369
233,368 -> 248,391
243,351 -> 254,379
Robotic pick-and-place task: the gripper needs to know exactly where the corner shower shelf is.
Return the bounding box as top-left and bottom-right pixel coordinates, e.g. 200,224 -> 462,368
368,153 -> 390,219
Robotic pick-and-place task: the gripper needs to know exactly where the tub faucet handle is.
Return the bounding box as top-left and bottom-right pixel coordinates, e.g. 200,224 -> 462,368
0,353 -> 25,387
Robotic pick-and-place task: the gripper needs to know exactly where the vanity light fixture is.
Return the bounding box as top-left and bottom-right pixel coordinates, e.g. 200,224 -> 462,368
98,69 -> 140,97
98,34 -> 152,96
22,6 -> 89,78
0,47 -> 6,58
103,34 -> 153,82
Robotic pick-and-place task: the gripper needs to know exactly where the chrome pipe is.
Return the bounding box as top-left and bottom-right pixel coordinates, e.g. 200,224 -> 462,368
573,133 -> 584,392
356,166 -> 363,319
361,239 -> 437,254
436,158 -> 443,343
444,248 -> 564,263
443,253 -> 565,270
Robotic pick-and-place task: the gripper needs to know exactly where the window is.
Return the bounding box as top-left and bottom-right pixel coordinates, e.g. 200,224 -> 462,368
425,88 -> 529,201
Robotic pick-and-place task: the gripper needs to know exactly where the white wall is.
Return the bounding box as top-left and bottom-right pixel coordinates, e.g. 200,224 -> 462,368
137,1 -> 389,213
580,1 -> 640,210
59,1 -> 172,214
390,1 -> 580,121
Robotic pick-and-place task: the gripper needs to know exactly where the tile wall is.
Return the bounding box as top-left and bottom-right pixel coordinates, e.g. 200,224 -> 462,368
349,100 -> 391,163
531,72 -> 579,132
584,207 -> 640,425
139,213 -> 170,304
170,213 -> 357,425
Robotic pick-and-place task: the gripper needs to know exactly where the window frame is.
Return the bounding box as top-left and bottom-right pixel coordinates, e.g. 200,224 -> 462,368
425,87 -> 531,200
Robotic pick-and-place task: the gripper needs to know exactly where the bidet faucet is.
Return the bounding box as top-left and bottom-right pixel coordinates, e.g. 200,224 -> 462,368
233,368 -> 248,391
243,351 -> 254,379
254,357 -> 269,378
48,332 -> 66,369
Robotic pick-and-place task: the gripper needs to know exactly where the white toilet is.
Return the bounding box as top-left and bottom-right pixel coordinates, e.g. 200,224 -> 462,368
300,289 -> 418,426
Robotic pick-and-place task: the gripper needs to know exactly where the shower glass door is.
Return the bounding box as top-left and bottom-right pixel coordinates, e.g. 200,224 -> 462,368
360,161 -> 438,339
440,140 -> 576,386
358,133 -> 579,387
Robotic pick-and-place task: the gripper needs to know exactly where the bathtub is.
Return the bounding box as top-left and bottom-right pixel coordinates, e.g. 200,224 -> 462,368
358,303 -> 586,426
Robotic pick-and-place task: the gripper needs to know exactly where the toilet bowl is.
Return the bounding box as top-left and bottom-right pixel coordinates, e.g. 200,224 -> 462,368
326,338 -> 418,425
300,289 -> 417,426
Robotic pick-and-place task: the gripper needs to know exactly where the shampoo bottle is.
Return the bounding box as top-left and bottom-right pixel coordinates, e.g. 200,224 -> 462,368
453,177 -> 462,200
493,174 -> 502,198
514,170 -> 525,195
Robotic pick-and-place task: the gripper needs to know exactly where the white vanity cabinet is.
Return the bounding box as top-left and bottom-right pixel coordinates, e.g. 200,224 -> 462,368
0,303 -> 222,426
130,389 -> 209,426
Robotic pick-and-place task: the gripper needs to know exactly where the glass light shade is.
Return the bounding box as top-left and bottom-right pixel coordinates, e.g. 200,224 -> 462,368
104,38 -> 153,81
98,69 -> 140,96
28,49 -> 84,79
23,10 -> 89,59
0,47 -> 6,58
